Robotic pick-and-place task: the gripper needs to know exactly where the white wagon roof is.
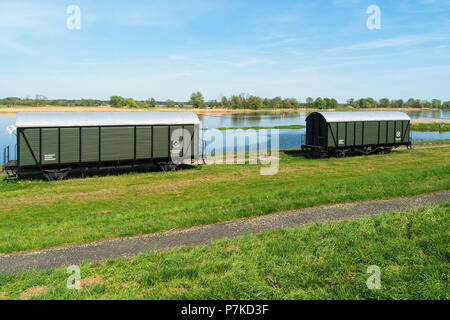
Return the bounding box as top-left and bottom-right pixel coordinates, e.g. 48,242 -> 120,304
16,112 -> 200,128
307,111 -> 411,123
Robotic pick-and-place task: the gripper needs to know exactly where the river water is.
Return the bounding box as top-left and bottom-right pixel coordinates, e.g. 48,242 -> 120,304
1,110 -> 449,159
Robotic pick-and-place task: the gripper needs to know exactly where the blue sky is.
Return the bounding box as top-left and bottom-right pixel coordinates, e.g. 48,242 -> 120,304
0,0 -> 449,102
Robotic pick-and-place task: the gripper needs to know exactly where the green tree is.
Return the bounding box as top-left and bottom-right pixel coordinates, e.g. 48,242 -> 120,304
391,99 -> 404,108
110,96 -> 125,108
190,91 -> 205,108
220,96 -> 229,108
314,97 -> 326,109
272,96 -> 283,109
306,97 -> 314,108
379,98 -> 390,108
207,100 -> 219,109
329,98 -> 338,109
366,97 -> 378,108
413,99 -> 424,108
432,99 -> 441,109
356,98 -> 368,108
165,99 -> 176,108
423,100 -> 432,108
405,98 -> 415,108
247,96 -> 263,110
289,98 -> 300,108
125,98 -> 138,108
147,98 -> 158,108
230,95 -> 245,109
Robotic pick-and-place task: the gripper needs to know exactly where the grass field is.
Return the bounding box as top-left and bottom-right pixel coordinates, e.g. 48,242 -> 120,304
413,139 -> 450,146
0,146 -> 449,254
411,122 -> 449,132
0,203 -> 448,300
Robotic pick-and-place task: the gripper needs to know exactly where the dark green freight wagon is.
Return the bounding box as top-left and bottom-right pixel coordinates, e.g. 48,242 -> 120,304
302,111 -> 412,157
8,112 -> 200,180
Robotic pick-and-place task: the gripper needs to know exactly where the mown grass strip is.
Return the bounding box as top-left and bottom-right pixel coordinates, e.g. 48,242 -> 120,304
411,123 -> 449,131
0,203 -> 448,300
0,147 -> 449,253
413,139 -> 450,145
0,161 -> 448,254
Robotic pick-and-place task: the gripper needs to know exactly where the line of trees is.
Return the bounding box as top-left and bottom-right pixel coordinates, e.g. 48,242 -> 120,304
344,98 -> 450,110
1,94 -> 449,110
0,96 -> 108,107
192,94 -> 450,110
190,92 -> 301,110
109,96 -> 184,109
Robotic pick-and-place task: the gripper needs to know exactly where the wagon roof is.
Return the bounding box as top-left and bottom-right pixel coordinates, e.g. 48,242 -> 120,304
16,112 -> 200,128
307,111 -> 411,123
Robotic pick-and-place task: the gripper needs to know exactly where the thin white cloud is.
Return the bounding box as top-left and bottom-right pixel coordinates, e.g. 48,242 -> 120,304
0,2 -> 62,30
100,0 -> 225,29
328,35 -> 449,52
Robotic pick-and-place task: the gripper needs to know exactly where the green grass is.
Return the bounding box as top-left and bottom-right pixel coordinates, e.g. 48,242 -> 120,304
0,146 -> 449,254
0,203 -> 448,300
411,123 -> 449,132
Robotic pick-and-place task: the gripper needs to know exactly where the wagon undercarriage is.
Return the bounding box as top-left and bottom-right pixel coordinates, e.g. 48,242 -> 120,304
302,142 -> 412,158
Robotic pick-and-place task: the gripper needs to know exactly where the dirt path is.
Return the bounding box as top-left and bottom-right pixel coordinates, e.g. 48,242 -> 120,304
0,191 -> 448,274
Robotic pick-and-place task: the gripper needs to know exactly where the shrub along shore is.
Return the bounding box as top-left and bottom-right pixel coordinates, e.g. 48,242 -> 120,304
1,93 -> 450,110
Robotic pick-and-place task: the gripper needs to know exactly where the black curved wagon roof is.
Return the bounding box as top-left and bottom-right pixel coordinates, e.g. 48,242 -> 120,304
306,111 -> 411,123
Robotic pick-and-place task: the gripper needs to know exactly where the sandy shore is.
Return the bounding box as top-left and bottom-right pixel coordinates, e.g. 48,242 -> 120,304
0,106 -> 445,117
0,106 -> 305,114
411,119 -> 450,124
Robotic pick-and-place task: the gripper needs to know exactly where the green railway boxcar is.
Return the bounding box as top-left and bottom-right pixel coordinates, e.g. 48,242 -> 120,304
302,111 -> 412,157
10,112 -> 200,180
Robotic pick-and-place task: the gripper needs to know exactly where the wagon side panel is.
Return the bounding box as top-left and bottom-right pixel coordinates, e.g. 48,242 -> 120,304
19,128 -> 41,167
387,121 -> 395,144
327,122 -> 335,148
364,122 -> 378,146
394,120 -> 403,144
379,121 -> 387,145
346,122 -> 355,147
41,128 -> 59,166
136,126 -> 152,160
402,120 -> 410,143
337,122 -> 346,147
81,127 -> 100,163
101,126 -> 134,162
182,125 -> 195,158
169,125 -> 183,159
355,122 -> 363,146
153,126 -> 169,159
60,128 -> 80,164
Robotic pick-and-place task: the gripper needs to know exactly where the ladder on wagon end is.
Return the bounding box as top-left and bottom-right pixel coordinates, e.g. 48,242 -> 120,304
2,145 -> 18,181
